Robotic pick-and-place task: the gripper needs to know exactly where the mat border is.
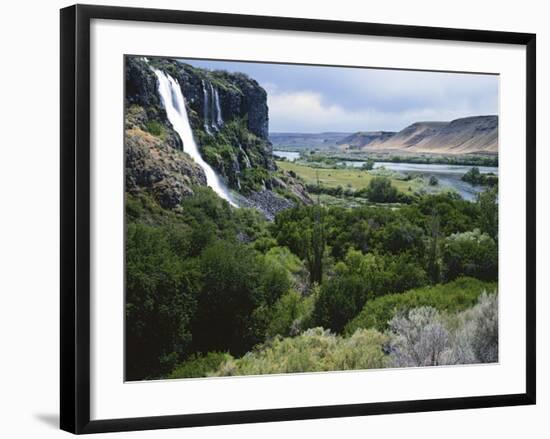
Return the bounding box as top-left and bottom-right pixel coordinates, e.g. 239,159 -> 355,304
60,4 -> 536,434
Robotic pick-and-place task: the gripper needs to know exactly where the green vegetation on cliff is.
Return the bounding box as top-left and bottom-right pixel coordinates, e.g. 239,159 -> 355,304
125,56 -> 309,207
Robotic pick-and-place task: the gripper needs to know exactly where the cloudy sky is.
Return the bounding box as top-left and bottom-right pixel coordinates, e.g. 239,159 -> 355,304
181,58 -> 498,133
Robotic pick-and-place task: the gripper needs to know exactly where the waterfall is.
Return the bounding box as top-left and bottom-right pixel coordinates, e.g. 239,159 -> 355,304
214,88 -> 224,127
239,145 -> 252,168
201,80 -> 211,135
209,83 -> 218,131
201,80 -> 224,133
153,69 -> 237,207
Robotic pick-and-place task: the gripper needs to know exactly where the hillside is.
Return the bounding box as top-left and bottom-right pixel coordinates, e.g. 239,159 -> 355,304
361,116 -> 498,154
336,131 -> 396,150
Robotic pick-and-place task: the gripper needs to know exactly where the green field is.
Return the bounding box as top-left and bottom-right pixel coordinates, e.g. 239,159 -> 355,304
277,160 -> 424,194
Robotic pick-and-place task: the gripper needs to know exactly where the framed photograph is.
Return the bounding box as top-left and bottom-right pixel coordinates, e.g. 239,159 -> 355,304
60,4 -> 536,434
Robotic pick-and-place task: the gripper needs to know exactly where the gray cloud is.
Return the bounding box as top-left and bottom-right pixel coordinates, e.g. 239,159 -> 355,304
181,59 -> 498,133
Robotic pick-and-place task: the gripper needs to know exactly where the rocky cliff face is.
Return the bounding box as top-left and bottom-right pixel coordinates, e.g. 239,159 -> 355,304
124,56 -> 309,212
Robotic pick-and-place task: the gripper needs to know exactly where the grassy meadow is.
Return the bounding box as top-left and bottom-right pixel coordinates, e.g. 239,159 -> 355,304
277,160 -> 425,194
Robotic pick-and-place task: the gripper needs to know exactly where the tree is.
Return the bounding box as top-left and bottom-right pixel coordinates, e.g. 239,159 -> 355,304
361,158 -> 375,171
366,177 -> 399,203
477,186 -> 498,241
125,223 -> 200,380
265,290 -> 315,337
373,220 -> 424,255
312,250 -> 427,333
426,211 -> 441,283
306,205 -> 326,284
461,166 -> 482,185
442,229 -> 498,281
306,172 -> 326,284
191,241 -> 264,355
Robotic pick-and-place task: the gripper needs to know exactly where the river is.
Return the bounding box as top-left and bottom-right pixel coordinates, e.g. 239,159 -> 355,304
272,150 -> 497,202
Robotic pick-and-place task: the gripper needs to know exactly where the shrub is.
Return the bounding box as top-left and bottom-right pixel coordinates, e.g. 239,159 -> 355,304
365,177 -> 400,203
262,246 -> 308,293
145,120 -> 165,137
344,277 -> 496,335
462,167 -> 498,187
361,158 -> 375,171
372,220 -> 425,255
265,290 -> 316,338
449,292 -> 498,363
167,352 -> 232,379
442,229 -> 498,281
213,327 -> 388,376
388,307 -> 450,367
313,249 -> 427,333
477,186 -> 498,241
125,223 -> 201,380
461,166 -> 482,185
387,292 -> 498,368
191,240 -> 265,355
405,192 -> 480,236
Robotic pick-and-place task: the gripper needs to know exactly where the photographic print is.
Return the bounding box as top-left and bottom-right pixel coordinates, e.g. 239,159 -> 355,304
124,56 -> 499,382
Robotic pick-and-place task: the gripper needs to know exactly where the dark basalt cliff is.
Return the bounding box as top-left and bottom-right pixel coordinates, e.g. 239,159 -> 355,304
124,56 -> 309,212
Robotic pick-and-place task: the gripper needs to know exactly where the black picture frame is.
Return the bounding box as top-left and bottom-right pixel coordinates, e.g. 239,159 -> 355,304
60,4 -> 536,434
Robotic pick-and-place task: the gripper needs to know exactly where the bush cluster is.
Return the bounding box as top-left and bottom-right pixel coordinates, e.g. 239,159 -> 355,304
126,185 -> 499,379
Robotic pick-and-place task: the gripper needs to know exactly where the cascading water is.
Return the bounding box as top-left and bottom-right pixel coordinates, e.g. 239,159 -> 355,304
201,80 -> 212,134
153,69 -> 237,207
214,88 -> 224,127
209,83 -> 218,131
201,80 -> 224,133
239,145 -> 252,168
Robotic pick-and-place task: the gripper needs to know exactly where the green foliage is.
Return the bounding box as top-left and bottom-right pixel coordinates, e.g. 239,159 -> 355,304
442,229 -> 498,281
191,240 -> 265,355
271,205 -> 329,284
125,56 -> 501,380
125,175 -> 498,379
145,120 -> 165,138
239,167 -> 270,193
477,186 -> 498,241
371,220 -> 425,256
401,192 -> 480,236
429,175 -> 439,186
361,158 -> 375,171
365,177 -> 400,203
313,249 -> 427,333
126,223 -> 201,380
462,167 -> 498,186
257,253 -> 294,307
213,327 -> 388,376
265,290 -> 317,338
167,352 -> 232,379
196,117 -> 271,193
344,277 -> 495,335
387,291 -> 498,367
462,166 -> 482,184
